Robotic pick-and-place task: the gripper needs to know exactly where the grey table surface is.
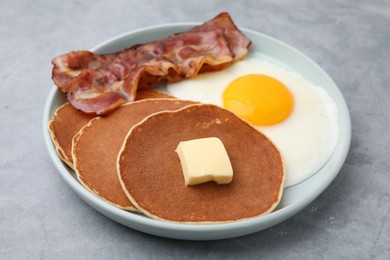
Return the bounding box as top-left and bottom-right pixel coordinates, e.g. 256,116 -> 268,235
1,0 -> 389,259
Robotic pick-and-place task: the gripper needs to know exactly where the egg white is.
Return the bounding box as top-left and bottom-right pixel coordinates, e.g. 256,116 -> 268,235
166,56 -> 339,187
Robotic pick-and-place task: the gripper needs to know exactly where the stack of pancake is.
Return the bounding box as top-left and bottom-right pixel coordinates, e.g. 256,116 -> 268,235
49,90 -> 285,224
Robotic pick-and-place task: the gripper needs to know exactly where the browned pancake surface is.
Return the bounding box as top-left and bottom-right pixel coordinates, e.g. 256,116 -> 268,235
72,99 -> 196,210
48,103 -> 95,168
135,89 -> 175,100
118,104 -> 285,222
48,90 -> 173,169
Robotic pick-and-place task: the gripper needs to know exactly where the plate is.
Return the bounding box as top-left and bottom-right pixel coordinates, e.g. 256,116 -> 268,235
43,23 -> 351,240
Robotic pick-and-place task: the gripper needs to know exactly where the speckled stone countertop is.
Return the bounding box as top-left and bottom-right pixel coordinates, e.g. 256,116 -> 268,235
1,0 -> 389,258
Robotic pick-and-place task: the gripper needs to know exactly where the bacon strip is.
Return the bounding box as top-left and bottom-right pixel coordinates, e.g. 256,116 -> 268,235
52,51 -> 115,93
51,12 -> 251,115
189,12 -> 251,61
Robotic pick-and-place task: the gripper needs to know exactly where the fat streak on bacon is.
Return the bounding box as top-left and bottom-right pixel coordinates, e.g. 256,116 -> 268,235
51,12 -> 251,115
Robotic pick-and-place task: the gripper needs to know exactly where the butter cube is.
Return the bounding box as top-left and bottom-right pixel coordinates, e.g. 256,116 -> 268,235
176,137 -> 233,186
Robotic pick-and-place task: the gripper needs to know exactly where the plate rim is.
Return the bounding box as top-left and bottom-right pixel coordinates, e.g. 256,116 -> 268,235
43,22 -> 351,240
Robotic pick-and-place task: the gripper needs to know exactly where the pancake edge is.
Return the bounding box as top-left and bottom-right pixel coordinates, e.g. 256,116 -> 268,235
48,102 -> 75,169
71,115 -> 138,212
71,98 -> 196,212
117,103 -> 286,224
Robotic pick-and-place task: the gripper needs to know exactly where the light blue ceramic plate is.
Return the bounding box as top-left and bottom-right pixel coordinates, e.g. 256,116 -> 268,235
43,24 -> 351,240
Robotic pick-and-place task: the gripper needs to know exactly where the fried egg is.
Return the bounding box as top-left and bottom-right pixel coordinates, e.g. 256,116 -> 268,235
166,55 -> 339,187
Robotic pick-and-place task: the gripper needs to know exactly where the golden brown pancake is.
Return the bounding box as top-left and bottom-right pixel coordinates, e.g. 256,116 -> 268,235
48,89 -> 173,169
72,99 -> 197,210
48,103 -> 95,169
118,104 -> 285,223
135,89 -> 175,100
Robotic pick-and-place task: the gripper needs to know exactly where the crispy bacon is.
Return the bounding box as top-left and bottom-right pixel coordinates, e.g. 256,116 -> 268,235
189,12 -> 251,62
52,51 -> 115,94
51,12 -> 251,115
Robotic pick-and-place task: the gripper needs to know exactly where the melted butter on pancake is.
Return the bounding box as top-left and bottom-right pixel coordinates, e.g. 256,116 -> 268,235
176,137 -> 233,186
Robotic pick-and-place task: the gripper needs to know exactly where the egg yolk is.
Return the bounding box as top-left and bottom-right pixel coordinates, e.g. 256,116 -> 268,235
222,74 -> 294,126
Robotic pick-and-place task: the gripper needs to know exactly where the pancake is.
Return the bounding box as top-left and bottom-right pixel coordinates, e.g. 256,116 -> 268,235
48,89 -> 172,168
48,103 -> 95,169
72,99 -> 197,210
135,89 -> 175,100
117,104 -> 285,223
